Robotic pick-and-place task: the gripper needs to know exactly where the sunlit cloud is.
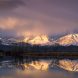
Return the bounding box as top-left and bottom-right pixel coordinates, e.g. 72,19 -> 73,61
0,17 -> 18,29
0,16 -> 78,38
0,17 -> 49,37
0,0 -> 78,37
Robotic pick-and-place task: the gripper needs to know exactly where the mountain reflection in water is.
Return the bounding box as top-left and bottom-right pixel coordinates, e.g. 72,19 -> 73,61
0,57 -> 78,78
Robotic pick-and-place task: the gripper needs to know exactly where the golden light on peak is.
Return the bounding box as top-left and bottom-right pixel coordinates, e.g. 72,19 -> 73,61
23,34 -> 50,45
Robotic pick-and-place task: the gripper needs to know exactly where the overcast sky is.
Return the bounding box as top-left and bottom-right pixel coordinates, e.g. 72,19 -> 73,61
0,0 -> 78,37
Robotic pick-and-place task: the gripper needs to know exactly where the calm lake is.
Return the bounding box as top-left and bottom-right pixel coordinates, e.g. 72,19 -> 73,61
0,57 -> 78,78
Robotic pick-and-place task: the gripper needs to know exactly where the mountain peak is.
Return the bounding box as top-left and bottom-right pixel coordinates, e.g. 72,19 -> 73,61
56,34 -> 78,46
23,35 -> 51,45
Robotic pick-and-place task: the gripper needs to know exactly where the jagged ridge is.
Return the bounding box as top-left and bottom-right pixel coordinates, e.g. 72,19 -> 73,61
56,34 -> 78,46
1,34 -> 78,46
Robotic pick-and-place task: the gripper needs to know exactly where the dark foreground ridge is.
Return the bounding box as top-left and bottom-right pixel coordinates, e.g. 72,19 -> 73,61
0,42 -> 78,59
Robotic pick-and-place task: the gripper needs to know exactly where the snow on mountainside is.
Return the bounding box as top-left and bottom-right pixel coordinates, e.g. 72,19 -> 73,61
1,34 -> 78,46
23,35 -> 54,45
23,34 -> 78,46
0,35 -> 54,45
56,34 -> 78,46
0,37 -> 20,45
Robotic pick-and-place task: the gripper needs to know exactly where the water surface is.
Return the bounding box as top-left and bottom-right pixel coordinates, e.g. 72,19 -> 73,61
0,57 -> 78,78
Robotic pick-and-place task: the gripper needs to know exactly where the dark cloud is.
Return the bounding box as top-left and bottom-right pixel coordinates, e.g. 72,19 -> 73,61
0,0 -> 25,10
0,0 -> 78,37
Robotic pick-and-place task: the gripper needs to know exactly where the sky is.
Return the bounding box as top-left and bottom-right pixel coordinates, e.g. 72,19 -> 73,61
0,0 -> 78,37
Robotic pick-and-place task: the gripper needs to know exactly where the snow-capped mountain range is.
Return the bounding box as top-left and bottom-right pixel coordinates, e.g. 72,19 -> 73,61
0,33 -> 78,46
56,34 -> 78,46
23,33 -> 78,46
